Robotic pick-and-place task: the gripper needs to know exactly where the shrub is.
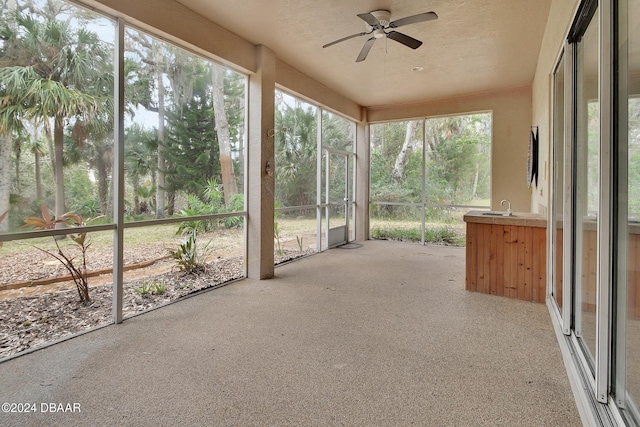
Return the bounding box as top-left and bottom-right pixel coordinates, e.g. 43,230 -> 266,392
133,279 -> 166,296
22,205 -> 93,304
169,230 -> 211,275
371,226 -> 463,246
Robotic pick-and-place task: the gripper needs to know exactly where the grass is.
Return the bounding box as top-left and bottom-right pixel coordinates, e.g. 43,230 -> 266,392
1,214 -> 466,258
0,223 -> 180,256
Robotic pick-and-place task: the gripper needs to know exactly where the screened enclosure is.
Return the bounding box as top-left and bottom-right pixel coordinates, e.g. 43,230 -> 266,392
369,113 -> 492,245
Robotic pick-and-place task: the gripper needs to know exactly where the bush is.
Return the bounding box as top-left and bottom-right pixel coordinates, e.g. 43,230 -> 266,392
371,226 -> 463,246
22,205 -> 93,304
169,230 -> 211,275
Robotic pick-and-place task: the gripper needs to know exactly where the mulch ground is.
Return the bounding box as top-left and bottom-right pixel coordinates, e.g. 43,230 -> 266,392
0,247 -> 311,360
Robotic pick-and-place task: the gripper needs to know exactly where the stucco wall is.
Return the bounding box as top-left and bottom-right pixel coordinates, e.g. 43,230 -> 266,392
530,0 -> 581,215
367,87 -> 534,213
275,60 -> 361,121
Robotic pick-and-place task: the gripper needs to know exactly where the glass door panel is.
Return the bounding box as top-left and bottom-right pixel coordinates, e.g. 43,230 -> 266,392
574,7 -> 599,369
552,54 -> 565,311
323,150 -> 351,247
618,0 -> 640,420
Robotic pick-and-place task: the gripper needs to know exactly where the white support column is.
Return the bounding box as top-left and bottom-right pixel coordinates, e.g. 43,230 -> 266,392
355,107 -> 369,241
247,45 -> 275,279
112,19 -> 125,323
316,107 -> 323,252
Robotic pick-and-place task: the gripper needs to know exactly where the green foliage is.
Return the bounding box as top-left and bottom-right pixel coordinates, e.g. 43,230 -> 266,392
125,124 -> 157,215
222,193 -> 244,228
0,9 -> 114,224
371,226 -> 463,246
424,227 -> 464,246
296,235 -> 303,253
371,227 -> 422,242
164,65 -> 228,200
370,114 -> 491,208
176,194 -> 217,235
169,230 -> 211,275
274,203 -> 283,256
274,95 -> 317,207
133,279 -> 166,296
321,110 -> 353,151
64,165 -> 97,214
176,178 -> 244,235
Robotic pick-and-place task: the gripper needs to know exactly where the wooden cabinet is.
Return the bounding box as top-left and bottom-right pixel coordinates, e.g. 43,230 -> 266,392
464,211 -> 547,303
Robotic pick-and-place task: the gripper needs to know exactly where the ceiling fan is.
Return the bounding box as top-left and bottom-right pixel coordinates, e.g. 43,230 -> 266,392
322,9 -> 438,62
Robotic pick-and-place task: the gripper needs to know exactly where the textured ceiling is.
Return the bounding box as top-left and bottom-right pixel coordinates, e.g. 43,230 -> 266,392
175,0 -> 552,108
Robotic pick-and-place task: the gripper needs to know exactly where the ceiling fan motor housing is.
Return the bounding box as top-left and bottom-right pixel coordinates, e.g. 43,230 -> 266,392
366,9 -> 391,31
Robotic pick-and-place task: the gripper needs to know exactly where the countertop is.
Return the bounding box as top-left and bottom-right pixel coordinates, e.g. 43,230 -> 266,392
463,210 -> 547,228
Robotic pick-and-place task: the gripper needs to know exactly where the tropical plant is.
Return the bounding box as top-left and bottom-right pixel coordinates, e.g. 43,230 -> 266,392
222,193 -> 244,228
22,204 -> 93,303
274,203 -> 283,256
133,279 -> 166,296
274,95 -> 317,208
169,230 -> 211,275
176,194 -> 217,235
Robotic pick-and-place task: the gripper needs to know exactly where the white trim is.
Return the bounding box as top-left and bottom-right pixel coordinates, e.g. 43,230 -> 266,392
112,18 -> 126,324
596,1 -> 612,404
562,40 -> 575,336
549,299 -> 604,427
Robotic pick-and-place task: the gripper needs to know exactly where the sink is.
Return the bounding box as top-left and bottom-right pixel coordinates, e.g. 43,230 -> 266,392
482,212 -> 514,217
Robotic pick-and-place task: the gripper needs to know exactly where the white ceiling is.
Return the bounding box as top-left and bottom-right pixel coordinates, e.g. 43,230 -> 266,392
174,0 -> 552,108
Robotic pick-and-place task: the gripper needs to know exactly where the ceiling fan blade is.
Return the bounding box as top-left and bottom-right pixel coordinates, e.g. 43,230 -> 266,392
356,37 -> 376,62
389,12 -> 438,28
357,13 -> 381,27
323,32 -> 368,48
386,31 -> 423,49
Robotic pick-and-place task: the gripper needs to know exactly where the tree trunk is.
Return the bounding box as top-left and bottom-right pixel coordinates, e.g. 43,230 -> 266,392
391,121 -> 417,184
155,68 -> 166,219
211,63 -> 237,206
472,162 -> 480,199
34,148 -> 43,201
133,179 -> 141,215
44,121 -> 56,179
97,157 -> 109,216
14,138 -> 21,193
33,127 -> 43,201
0,0 -> 16,229
0,136 -> 11,231
53,115 -> 66,222
167,191 -> 175,216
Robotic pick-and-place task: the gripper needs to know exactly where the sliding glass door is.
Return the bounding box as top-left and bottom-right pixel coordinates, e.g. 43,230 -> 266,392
616,0 -> 640,422
573,4 -> 600,370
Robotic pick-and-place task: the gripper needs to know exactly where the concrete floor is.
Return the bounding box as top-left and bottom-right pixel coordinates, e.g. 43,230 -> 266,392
0,240 -> 580,426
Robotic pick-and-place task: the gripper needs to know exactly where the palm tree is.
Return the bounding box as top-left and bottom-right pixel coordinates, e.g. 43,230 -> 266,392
26,135 -> 46,201
125,124 -> 157,215
0,12 -> 113,223
0,105 -> 21,231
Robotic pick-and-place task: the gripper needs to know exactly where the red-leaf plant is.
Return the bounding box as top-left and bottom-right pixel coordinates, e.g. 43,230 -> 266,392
23,204 -> 92,304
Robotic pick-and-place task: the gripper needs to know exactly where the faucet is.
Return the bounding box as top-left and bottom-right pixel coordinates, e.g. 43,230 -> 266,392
500,199 -> 512,216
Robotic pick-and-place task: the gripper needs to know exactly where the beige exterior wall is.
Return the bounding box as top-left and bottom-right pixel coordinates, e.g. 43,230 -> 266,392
275,60 -> 362,121
367,87 -> 534,213
530,0 -> 581,215
89,0 -> 256,73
